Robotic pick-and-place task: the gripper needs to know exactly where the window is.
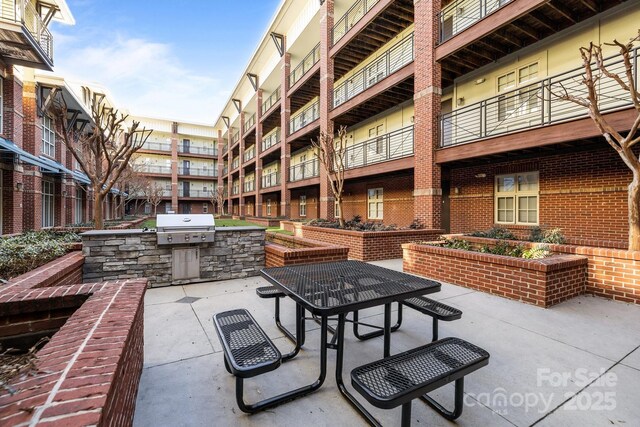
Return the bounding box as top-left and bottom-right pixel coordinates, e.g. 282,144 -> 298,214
299,195 -> 307,217
42,115 -> 55,157
75,187 -> 83,224
334,200 -> 341,218
497,71 -> 516,122
203,203 -> 208,213
368,124 -> 385,154
42,180 -> 54,228
266,199 -> 271,216
497,62 -> 540,122
144,203 -> 151,214
368,188 -> 383,220
165,202 -> 171,213
495,172 -> 539,225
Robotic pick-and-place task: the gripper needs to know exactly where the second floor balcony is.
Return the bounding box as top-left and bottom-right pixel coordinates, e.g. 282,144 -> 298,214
231,130 -> 240,146
137,164 -> 172,175
244,180 -> 255,192
289,43 -> 320,88
290,100 -> 320,134
178,189 -> 209,198
222,166 -> 228,175
261,128 -> 281,152
333,32 -> 414,108
261,86 -> 281,114
243,146 -> 256,162
178,166 -> 217,177
231,183 -> 240,196
231,157 -> 240,170
142,141 -> 171,152
289,158 -> 319,182
261,172 -> 281,189
344,125 -> 414,170
440,47 -> 638,149
178,144 -> 217,156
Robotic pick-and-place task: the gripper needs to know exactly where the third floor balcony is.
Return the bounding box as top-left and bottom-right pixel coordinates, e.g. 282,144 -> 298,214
138,164 -> 171,175
290,99 -> 320,135
261,172 -> 281,189
178,166 -> 218,177
231,157 -> 240,171
244,113 -> 256,132
244,180 -> 255,192
261,128 -> 281,152
289,43 -> 320,88
344,125 -> 414,170
243,146 -> 256,162
261,86 -> 281,114
439,0 -> 513,43
231,130 -> 240,146
332,0 -> 381,45
142,141 -> 171,152
231,183 -> 240,196
178,144 -> 217,157
289,158 -> 319,182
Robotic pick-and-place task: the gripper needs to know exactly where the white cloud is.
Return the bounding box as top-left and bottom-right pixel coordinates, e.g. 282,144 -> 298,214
52,33 -> 228,124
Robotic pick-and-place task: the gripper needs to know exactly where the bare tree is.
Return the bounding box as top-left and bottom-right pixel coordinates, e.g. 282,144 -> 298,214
208,186 -> 226,215
553,31 -> 640,250
312,125 -> 348,227
113,159 -> 148,217
50,95 -> 152,229
144,182 -> 165,215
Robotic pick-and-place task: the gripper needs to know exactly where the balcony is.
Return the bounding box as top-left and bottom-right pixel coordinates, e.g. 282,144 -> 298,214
178,166 -> 217,177
439,0 -> 513,43
333,33 -> 413,108
332,0 -> 380,45
231,157 -> 240,171
261,128 -> 281,152
138,165 -> 172,175
244,113 -> 256,132
141,141 -> 171,152
231,130 -> 240,146
261,172 -> 281,189
439,48 -> 638,149
289,158 -> 319,182
231,184 -> 240,196
344,125 -> 414,169
178,189 -> 209,198
223,142 -> 228,154
289,43 -> 320,88
178,144 -> 217,156
243,146 -> 256,162
261,86 -> 281,114
289,100 -> 320,134
0,0 -> 56,69
222,166 -> 228,175
244,180 -> 255,192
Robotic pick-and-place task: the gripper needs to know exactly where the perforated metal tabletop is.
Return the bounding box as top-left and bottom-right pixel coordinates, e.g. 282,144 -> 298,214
261,261 -> 441,316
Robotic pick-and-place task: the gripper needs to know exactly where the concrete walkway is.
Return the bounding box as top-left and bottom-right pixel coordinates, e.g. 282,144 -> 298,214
133,259 -> 640,426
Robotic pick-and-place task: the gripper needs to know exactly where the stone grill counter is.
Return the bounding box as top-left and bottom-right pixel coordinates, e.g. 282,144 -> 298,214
82,226 -> 265,287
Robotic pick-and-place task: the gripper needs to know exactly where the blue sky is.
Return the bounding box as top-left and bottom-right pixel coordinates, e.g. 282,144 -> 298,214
50,0 -> 281,123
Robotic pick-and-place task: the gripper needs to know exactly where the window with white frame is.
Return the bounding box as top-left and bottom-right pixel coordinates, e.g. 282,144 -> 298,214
367,188 -> 383,220
266,199 -> 271,216
497,62 -> 540,122
299,195 -> 307,217
144,203 -> 151,214
42,180 -> 54,228
495,172 -> 539,225
334,200 -> 340,218
203,203 -> 208,213
42,115 -> 55,157
75,187 -> 83,224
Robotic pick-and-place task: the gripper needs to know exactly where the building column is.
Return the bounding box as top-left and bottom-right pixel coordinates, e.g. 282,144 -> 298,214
2,166 -> 24,234
216,129 -> 224,215
319,0 -> 335,220
2,69 -> 24,234
280,48 -> 291,218
413,0 -> 442,229
239,112 -> 245,216
227,129 -> 233,213
171,122 -> 179,212
255,89 -> 263,217
22,79 -> 43,230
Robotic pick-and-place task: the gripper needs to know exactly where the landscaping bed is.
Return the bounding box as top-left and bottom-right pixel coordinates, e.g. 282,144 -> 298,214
265,232 -> 348,267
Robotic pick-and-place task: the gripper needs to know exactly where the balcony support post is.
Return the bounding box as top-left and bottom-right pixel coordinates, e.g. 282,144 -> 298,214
280,39 -> 291,219
413,0 -> 443,229
319,0 -> 335,221
171,122 -> 179,213
239,112 -> 246,216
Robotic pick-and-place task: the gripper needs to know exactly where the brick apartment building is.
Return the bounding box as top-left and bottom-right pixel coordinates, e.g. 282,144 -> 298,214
212,0 -> 639,248
127,116 -> 218,215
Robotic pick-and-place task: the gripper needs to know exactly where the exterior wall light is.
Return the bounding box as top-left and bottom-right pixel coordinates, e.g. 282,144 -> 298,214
474,173 -> 487,178
457,97 -> 465,106
475,78 -> 486,85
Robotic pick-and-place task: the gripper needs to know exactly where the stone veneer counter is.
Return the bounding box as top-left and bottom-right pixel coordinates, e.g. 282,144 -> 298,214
81,227 -> 265,287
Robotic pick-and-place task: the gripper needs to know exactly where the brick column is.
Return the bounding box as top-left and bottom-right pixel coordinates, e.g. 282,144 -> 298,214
217,129 -> 224,215
2,69 -> 24,234
319,0 -> 335,220
171,122 -> 179,212
227,129 -> 233,212
280,48 -> 291,218
255,89 -> 263,217
22,80 -> 43,230
413,0 -> 442,228
239,112 -> 245,216
2,166 -> 24,234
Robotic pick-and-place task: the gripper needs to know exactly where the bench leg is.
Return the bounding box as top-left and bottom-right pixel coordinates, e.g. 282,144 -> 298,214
401,402 -> 412,427
275,297 -> 300,345
432,318 -> 439,342
352,302 -> 403,341
224,355 -> 232,374
420,377 -> 465,421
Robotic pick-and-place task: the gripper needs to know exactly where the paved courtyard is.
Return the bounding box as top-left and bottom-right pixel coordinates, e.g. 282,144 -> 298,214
133,259 -> 640,426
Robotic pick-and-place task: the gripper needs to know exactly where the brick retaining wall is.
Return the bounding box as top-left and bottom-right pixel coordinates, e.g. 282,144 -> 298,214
265,232 -> 348,267
403,243 -> 588,307
2,251 -> 84,294
301,226 -> 444,261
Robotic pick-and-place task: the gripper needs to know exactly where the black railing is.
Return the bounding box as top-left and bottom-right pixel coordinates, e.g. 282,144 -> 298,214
289,158 -> 319,182
262,86 -> 281,114
142,141 -> 171,152
244,180 -> 255,192
231,157 -> 240,170
178,145 -> 217,156
333,33 -> 413,108
440,47 -> 639,148
290,99 -> 320,134
344,125 -> 414,169
262,172 -> 281,188
438,0 -> 513,43
244,113 -> 256,131
231,130 -> 240,145
289,43 -> 320,87
332,0 -> 380,45
244,146 -> 256,162
138,165 -> 172,174
178,167 -> 217,177
262,128 -> 281,151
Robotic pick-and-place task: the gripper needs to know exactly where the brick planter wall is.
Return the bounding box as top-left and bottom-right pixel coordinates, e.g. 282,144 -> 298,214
242,216 -> 282,227
265,232 -> 348,267
0,279 -> 147,426
445,235 -> 640,305
301,226 -> 444,261
2,251 -> 84,293
403,243 -> 588,307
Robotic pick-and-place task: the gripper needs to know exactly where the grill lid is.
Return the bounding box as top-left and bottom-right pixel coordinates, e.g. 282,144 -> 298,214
156,214 -> 215,230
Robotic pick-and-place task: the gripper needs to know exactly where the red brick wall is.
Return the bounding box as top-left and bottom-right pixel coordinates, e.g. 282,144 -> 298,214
290,187 -> 319,220
301,225 -> 443,261
261,193 -> 281,217
449,146 -> 630,247
403,243 -> 588,307
265,233 -> 348,267
1,251 -> 84,294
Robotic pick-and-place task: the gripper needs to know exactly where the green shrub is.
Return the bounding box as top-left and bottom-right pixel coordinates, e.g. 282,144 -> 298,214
480,241 -> 524,257
522,245 -> 551,259
469,227 -> 516,240
528,227 -> 565,244
440,238 -> 472,251
0,231 -> 80,281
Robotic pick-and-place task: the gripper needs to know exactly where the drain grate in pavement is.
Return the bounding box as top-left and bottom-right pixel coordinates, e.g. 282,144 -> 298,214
175,296 -> 201,304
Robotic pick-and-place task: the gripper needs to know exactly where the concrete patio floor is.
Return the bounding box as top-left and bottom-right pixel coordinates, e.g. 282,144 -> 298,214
133,259 -> 640,427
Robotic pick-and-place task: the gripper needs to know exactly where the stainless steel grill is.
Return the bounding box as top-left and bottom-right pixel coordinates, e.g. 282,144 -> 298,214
156,214 -> 215,245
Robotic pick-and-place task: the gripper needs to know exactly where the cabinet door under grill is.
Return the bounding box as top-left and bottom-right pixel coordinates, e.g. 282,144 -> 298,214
172,247 -> 200,280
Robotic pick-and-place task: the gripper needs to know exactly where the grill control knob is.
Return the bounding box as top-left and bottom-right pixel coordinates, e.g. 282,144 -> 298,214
185,235 -> 190,241
168,236 -> 172,242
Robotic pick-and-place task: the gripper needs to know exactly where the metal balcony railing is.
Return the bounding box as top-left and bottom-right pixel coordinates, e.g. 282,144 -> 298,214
261,172 -> 281,188
261,86 -> 281,114
178,189 -> 209,198
244,180 -> 255,192
289,158 -> 319,182
289,43 -> 320,88
290,99 -> 320,134
332,0 -> 380,45
344,125 -> 414,169
223,142 -> 228,153
231,130 -> 240,145
243,146 -> 256,162
0,1 -> 55,62
244,113 -> 256,131
222,166 -> 228,175
137,165 -> 172,174
261,128 -> 281,151
439,0 -> 513,43
440,48 -> 640,148
178,166 -> 217,177
231,184 -> 240,195
178,144 -> 217,156
142,141 -> 171,152
334,33 -> 414,108
231,157 -> 240,170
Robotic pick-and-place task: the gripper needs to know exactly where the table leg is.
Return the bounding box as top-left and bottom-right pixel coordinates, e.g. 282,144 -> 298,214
282,303 -> 305,361
352,302 -> 403,341
334,313 -> 382,427
383,302 -> 391,358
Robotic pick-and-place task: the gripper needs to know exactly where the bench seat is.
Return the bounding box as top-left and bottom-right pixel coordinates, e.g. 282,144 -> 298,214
256,286 -> 286,299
